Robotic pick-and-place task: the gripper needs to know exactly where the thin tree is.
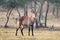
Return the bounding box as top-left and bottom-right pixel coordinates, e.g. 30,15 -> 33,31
56,7 -> 59,18
45,1 -> 49,27
5,8 -> 13,27
24,4 -> 28,16
34,0 -> 39,28
39,3 -> 44,27
52,5 -> 55,16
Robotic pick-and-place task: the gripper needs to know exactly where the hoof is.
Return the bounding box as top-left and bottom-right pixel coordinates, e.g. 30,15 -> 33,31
32,34 -> 34,36
15,34 -> 17,36
28,34 -> 30,36
28,35 -> 30,36
22,34 -> 24,36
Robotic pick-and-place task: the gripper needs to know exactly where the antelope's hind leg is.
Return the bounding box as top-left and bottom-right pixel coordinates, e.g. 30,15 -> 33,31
20,25 -> 24,36
15,20 -> 20,36
16,28 -> 19,36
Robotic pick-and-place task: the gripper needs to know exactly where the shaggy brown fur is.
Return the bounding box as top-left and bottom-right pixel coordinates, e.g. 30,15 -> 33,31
16,12 -> 37,36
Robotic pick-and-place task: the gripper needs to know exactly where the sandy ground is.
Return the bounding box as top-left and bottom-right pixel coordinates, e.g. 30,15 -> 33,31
0,28 -> 60,40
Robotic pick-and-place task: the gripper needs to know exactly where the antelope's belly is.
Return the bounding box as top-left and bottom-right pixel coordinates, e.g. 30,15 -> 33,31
22,19 -> 32,26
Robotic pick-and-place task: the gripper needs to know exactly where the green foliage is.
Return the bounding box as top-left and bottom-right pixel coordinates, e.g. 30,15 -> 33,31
0,0 -> 33,9
37,0 -> 45,4
55,3 -> 60,7
0,0 -> 5,5
6,0 -> 16,8
55,0 -> 60,4
48,0 -> 60,7
48,0 -> 55,3
16,0 -> 33,8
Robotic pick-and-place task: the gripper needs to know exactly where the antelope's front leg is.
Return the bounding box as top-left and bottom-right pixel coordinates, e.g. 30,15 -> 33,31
31,24 -> 34,36
28,26 -> 30,36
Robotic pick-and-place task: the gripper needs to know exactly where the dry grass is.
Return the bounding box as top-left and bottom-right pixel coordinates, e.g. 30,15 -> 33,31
0,28 -> 60,40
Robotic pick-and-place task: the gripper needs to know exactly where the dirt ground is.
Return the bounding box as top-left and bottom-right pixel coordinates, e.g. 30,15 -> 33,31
0,28 -> 60,40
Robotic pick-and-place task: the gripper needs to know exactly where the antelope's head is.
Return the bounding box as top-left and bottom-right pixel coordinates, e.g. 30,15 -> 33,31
32,11 -> 37,17
31,11 -> 37,22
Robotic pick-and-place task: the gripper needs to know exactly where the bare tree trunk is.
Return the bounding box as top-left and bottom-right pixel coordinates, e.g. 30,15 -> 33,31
33,1 -> 38,28
16,8 -> 20,17
6,8 -> 10,17
56,7 -> 58,18
52,6 -> 55,16
45,1 -> 49,27
39,3 -> 43,27
24,4 -> 28,16
34,1 -> 36,12
30,1 -> 33,12
5,9 -> 13,28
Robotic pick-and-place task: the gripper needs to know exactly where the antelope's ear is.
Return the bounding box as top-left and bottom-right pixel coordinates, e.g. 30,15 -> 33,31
31,10 -> 37,16
34,12 -> 37,16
